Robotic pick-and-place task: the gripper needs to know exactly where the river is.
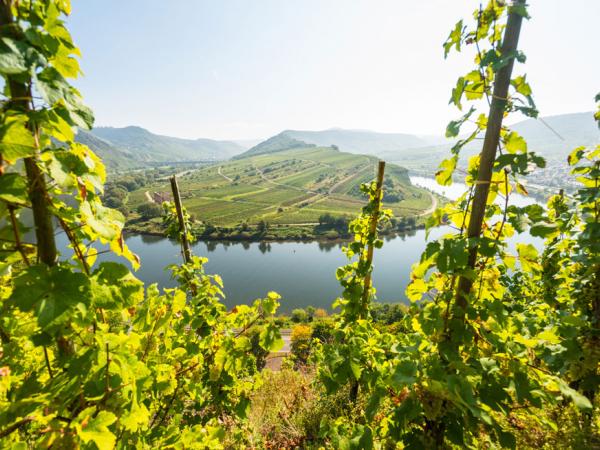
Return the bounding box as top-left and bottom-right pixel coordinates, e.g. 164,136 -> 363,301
55,176 -> 540,313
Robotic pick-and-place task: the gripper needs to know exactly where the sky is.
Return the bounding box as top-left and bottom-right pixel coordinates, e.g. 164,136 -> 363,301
67,0 -> 600,141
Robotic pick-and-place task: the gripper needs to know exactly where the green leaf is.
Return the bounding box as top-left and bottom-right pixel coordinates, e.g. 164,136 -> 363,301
0,114 -> 36,163
0,173 -> 28,204
504,131 -> 527,153
91,262 -> 144,308
435,156 -> 458,186
0,37 -> 45,74
10,265 -> 91,332
259,325 -> 284,352
76,409 -> 117,450
557,379 -> 593,411
390,360 -> 417,387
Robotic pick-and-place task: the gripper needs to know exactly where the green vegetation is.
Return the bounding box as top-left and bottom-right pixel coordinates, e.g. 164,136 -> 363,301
1,1 -> 599,449
121,146 -> 434,239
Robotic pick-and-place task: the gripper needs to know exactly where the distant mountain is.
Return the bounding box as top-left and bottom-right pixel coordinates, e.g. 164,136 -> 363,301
234,132 -> 316,159
235,128 -> 432,160
75,126 -> 247,170
89,126 -> 246,163
381,111 -> 600,179
509,112 -> 599,156
75,129 -> 140,170
285,128 -> 428,155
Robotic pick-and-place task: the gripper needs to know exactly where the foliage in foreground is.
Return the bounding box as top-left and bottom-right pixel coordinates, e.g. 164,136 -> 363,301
0,0 -> 598,449
314,1 -> 599,448
0,1 -> 283,448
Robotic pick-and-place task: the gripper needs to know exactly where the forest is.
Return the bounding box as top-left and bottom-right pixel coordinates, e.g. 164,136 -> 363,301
0,1 -> 599,449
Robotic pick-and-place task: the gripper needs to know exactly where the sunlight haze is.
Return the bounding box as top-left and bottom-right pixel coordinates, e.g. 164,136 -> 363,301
68,0 -> 600,140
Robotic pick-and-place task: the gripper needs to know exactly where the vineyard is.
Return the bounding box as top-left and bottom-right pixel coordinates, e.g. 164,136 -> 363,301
1,1 -> 599,449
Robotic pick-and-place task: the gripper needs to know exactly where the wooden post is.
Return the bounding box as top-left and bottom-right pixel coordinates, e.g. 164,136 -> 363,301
454,1 -> 526,311
0,1 -> 57,267
360,160 -> 386,316
170,175 -> 193,264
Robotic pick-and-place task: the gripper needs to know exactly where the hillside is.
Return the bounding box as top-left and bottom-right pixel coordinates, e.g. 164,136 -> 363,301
382,112 -> 600,185
233,132 -> 316,159
285,128 -> 430,155
89,126 -> 246,163
237,128 -> 433,160
125,146 -> 433,236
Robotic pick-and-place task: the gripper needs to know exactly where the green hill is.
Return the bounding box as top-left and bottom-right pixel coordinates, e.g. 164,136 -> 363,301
125,146 -> 433,234
236,128 -> 433,160
90,126 -> 246,162
234,132 -> 316,159
75,129 -> 140,170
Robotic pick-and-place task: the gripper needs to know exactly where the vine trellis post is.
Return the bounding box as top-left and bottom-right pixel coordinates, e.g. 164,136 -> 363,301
170,175 -> 193,264
0,0 -> 57,267
454,0 -> 526,312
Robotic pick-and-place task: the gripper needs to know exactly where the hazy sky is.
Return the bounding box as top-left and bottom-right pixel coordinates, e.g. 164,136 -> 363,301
68,1 -> 599,141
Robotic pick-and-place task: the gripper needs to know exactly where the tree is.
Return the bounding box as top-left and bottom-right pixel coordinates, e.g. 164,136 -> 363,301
137,202 -> 163,219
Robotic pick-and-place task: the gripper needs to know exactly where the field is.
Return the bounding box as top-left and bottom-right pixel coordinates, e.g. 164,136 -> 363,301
125,147 -> 434,227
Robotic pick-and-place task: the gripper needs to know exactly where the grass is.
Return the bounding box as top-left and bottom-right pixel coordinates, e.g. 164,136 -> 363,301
125,146 -> 433,231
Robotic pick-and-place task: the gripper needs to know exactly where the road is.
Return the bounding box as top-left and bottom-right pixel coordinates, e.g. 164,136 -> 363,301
217,166 -> 233,182
418,191 -> 438,216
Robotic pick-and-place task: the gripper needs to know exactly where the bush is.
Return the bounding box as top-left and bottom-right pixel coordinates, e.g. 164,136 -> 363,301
371,302 -> 407,324
290,324 -> 312,366
291,308 -> 308,323
311,318 -> 335,344
137,202 -> 163,219
246,326 -> 269,371
314,308 -> 328,319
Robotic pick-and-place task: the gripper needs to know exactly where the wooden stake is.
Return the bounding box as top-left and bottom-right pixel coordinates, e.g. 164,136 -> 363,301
454,0 -> 526,311
170,175 -> 193,264
0,1 -> 57,267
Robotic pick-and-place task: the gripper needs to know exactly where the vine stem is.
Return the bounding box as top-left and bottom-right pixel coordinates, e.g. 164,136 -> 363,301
7,205 -> 30,266
359,160 -> 386,316
454,0 -> 526,313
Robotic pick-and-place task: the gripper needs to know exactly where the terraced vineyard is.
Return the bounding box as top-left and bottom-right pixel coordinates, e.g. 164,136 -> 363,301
126,146 -> 433,227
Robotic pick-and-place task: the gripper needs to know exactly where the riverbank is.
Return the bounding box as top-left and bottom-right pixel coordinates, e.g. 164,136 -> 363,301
124,217 -> 426,243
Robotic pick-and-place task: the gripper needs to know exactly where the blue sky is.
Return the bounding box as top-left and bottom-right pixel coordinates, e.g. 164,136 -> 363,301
68,0 -> 599,140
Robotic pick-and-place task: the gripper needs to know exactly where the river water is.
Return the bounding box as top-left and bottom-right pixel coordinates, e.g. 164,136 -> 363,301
55,177 -> 540,313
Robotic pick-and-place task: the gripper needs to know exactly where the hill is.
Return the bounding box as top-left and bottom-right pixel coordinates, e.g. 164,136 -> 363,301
124,146 -> 434,237
236,128 -> 432,159
382,112 -> 600,182
233,132 -> 316,159
88,126 -> 246,163
285,128 -> 430,155
74,129 -> 139,170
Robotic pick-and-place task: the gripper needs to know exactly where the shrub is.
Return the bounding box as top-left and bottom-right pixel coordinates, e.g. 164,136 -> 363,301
311,318 -> 335,344
290,324 -> 312,366
137,202 -> 163,219
247,326 -> 269,370
314,308 -> 328,319
291,308 -> 308,323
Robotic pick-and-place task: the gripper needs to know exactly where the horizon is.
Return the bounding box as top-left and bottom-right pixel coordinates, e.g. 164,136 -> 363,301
87,110 -> 596,144
68,0 -> 599,141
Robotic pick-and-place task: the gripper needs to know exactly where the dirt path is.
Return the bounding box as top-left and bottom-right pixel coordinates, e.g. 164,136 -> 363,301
418,191 -> 438,216
144,191 -> 154,203
217,166 -> 233,182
